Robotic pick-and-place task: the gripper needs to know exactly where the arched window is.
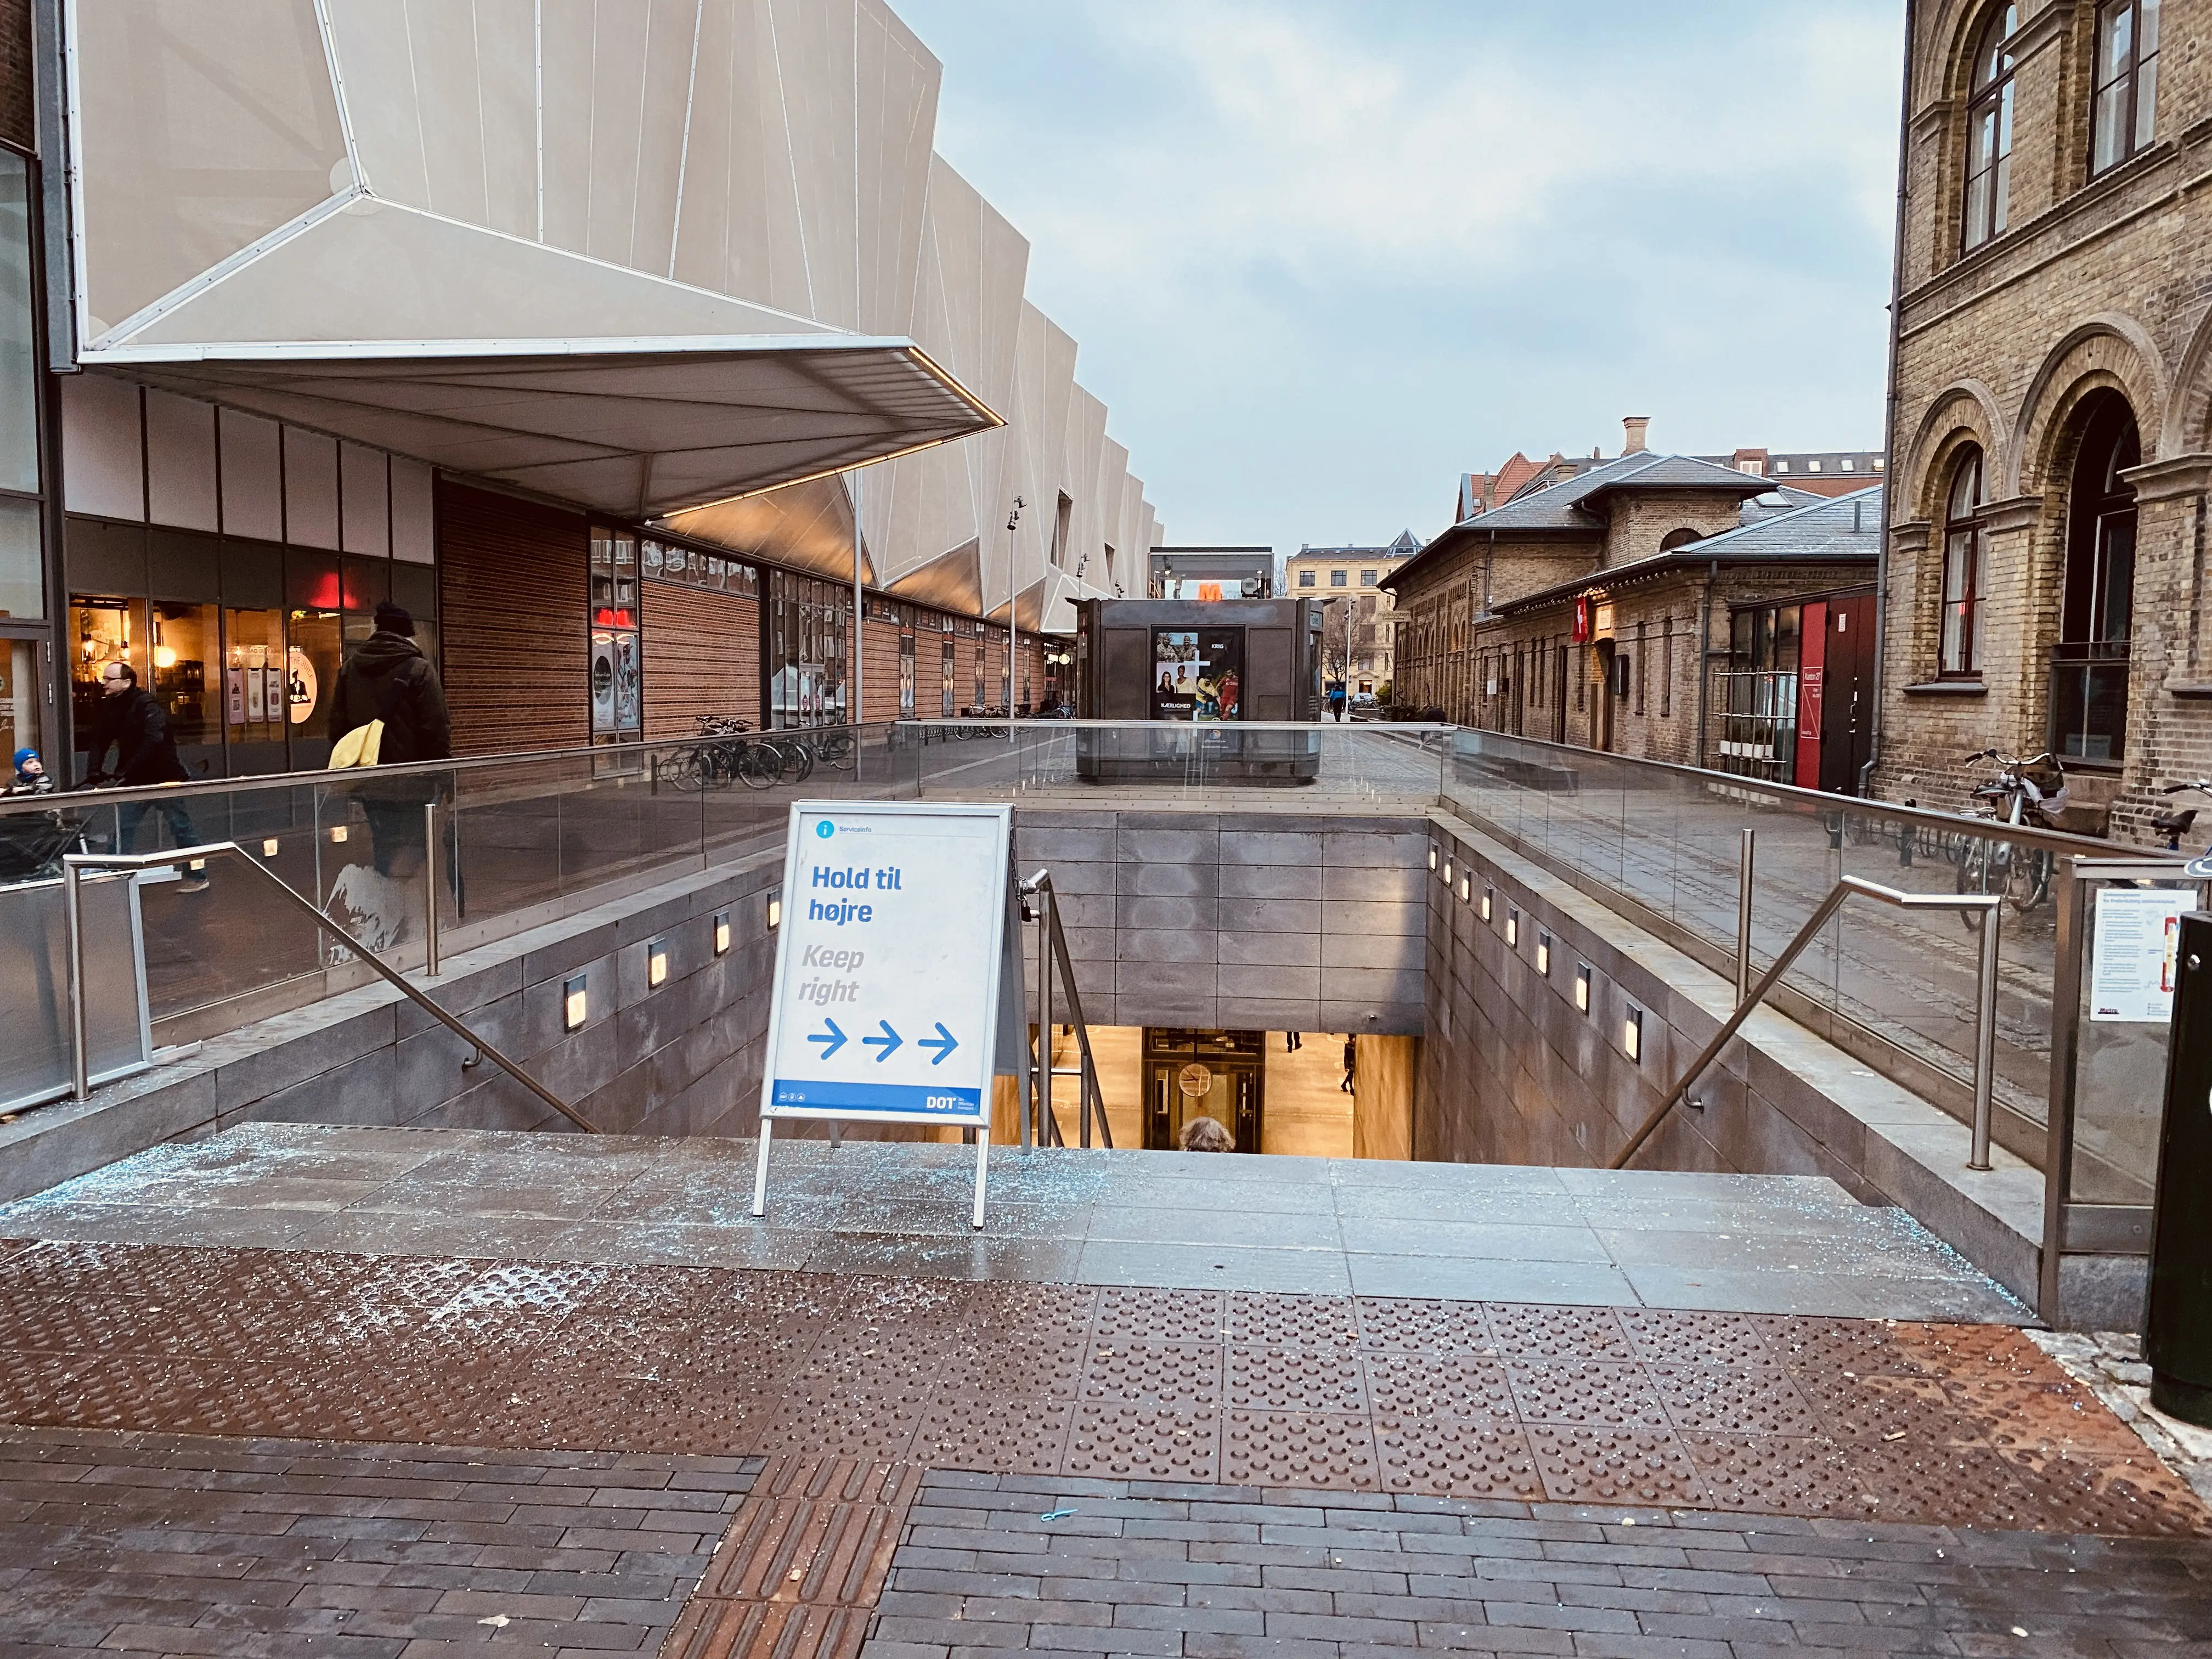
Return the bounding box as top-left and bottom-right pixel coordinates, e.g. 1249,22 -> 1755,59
1659,528 -> 1702,553
1939,447 -> 1987,678
2053,392 -> 2140,760
1963,5 -> 2018,251
2091,0 -> 2160,175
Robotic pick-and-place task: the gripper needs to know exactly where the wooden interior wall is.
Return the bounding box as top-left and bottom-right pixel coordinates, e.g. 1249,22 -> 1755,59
642,582 -> 759,737
861,618 -> 904,721
436,481 -> 588,755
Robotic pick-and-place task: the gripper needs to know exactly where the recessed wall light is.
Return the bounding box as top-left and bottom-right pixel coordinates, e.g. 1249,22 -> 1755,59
1429,844 -> 1438,871
1505,906 -> 1520,949
1458,873 -> 1470,903
1575,962 -> 1593,1014
713,911 -> 731,956
563,974 -> 589,1032
647,938 -> 669,989
1537,932 -> 1553,976
1481,883 -> 1494,923
1624,1005 -> 1644,1064
1442,858 -> 1453,888
329,825 -> 347,845
261,838 -> 279,857
767,889 -> 782,930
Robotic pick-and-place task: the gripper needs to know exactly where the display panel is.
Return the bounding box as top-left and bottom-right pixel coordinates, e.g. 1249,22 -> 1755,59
1149,626 -> 1245,721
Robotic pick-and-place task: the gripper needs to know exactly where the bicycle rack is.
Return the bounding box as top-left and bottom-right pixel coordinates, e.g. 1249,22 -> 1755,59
1612,875 -> 2001,1173
1019,867 -> 1113,1150
60,843 -> 600,1134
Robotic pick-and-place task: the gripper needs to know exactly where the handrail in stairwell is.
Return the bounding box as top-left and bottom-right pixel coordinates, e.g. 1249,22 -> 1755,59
1610,876 -> 2000,1173
1020,868 -> 1113,1151
63,844 -> 600,1134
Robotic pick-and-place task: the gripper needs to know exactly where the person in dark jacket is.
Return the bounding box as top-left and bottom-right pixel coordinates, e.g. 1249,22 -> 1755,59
84,663 -> 204,889
328,602 -> 452,881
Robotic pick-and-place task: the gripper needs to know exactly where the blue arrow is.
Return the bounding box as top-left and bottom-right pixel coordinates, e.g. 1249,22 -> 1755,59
862,1020 -> 904,1063
919,1023 -> 958,1066
806,1018 -> 847,1059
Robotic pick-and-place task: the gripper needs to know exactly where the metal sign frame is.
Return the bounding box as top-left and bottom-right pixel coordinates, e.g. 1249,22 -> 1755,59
752,800 -> 1012,1228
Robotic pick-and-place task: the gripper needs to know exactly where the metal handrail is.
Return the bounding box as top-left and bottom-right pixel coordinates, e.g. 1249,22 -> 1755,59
1610,876 -> 2000,1172
61,843 -> 599,1134
1021,868 -> 1113,1151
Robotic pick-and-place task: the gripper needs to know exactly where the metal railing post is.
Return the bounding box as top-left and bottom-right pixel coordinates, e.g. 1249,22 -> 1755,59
1735,826 -> 1755,1006
1611,876 -> 2001,1171
63,856 -> 89,1102
422,799 -> 442,979
1970,901 -> 2001,1171
1037,887 -> 1051,1150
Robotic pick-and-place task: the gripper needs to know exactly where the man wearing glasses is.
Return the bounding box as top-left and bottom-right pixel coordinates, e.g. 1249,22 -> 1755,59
86,662 -> 205,892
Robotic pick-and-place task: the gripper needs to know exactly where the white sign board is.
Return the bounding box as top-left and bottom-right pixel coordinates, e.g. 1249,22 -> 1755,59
2090,888 -> 2188,1023
752,801 -> 1012,1224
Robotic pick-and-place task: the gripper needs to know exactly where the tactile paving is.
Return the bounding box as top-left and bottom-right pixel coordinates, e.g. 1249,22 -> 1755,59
1221,1408 -> 1379,1489
1225,1345 -> 1367,1412
1064,1402 -> 1220,1480
1372,1414 -> 1544,1499
1528,1425 -> 1708,1506
0,1238 -> 2203,1539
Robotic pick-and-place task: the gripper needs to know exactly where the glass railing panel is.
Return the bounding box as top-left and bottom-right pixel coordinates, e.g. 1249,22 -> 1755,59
450,756 -> 577,928
2067,875 -> 2196,1206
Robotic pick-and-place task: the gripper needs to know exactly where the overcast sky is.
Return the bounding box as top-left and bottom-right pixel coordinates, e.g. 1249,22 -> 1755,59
890,0 -> 1905,556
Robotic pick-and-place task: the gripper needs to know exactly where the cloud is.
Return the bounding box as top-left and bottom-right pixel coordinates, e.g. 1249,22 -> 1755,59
896,0 -> 1903,552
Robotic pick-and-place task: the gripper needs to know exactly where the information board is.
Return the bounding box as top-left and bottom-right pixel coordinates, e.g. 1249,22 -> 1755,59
2090,888 -> 2188,1023
752,802 -> 1012,1224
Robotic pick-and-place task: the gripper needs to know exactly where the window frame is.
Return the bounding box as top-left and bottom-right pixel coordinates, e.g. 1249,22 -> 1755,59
1938,448 -> 1988,680
1962,4 -> 2018,253
2090,0 -> 2160,177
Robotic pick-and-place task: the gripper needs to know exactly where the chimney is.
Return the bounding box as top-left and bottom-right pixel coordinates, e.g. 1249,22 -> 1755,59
1622,416 -> 1651,454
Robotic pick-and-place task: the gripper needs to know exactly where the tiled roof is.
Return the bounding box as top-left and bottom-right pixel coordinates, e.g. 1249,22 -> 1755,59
1491,486 -> 1882,616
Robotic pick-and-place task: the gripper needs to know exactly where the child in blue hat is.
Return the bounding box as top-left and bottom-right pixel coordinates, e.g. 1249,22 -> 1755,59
9,746 -> 54,795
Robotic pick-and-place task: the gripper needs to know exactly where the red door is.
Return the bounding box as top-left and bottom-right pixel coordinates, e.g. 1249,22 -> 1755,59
1793,601 -> 1827,789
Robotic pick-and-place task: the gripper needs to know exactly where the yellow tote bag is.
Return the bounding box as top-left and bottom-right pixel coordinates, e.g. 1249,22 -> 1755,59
330,719 -> 384,769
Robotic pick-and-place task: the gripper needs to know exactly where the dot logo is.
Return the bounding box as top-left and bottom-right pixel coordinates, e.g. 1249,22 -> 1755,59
815,821 -> 836,839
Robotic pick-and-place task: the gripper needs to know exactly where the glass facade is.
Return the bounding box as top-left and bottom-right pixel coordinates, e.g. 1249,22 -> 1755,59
766,568 -> 848,727
589,527 -> 642,740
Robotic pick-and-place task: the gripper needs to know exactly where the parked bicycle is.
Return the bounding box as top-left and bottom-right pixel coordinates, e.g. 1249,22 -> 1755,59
2152,778 -> 2212,877
1952,749 -> 2067,917
658,715 -> 783,792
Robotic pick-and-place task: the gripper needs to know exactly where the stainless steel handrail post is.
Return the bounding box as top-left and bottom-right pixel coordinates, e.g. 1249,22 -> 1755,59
60,843 -> 599,1133
1611,876 -> 2000,1171
63,855 -> 89,1102
1735,827 -> 1755,1006
422,799 -> 442,979
1969,901 -> 2001,1171
1026,867 -> 1046,1151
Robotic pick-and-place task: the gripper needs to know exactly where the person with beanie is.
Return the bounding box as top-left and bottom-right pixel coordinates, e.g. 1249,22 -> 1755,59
8,746 -> 53,795
329,602 -> 452,882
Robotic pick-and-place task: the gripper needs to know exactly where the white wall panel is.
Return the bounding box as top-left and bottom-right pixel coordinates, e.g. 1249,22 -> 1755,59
218,410 -> 283,542
144,390 -> 217,532
60,375 -> 143,521
392,459 -> 437,563
283,428 -> 340,550
341,442 -> 391,555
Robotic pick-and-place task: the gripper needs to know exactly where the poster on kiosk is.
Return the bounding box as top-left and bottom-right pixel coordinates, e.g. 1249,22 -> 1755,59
753,802 -> 1012,1227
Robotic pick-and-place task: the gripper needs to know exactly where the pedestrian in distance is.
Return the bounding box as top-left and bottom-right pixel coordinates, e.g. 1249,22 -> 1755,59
8,746 -> 54,795
1177,1115 -> 1234,1153
83,662 -> 205,890
1285,1030 -> 1301,1052
1341,1036 -> 1356,1094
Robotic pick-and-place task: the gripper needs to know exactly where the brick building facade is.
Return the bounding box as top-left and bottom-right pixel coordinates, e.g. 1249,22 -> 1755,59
1385,448 -> 1877,773
1877,0 -> 2212,840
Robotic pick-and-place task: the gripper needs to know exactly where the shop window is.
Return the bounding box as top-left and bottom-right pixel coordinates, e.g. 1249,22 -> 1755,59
765,567 -> 848,728
899,630 -> 915,716
223,606 -> 288,775
973,645 -> 985,711
589,527 -> 641,739
151,601 -> 219,777
1939,447 -> 1987,678
2092,0 -> 2159,176
69,596 -> 144,780
940,636 -> 955,717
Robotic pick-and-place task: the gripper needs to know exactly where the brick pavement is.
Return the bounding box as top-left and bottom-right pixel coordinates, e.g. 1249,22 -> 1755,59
0,1425 -> 757,1657
860,1471 -> 2212,1659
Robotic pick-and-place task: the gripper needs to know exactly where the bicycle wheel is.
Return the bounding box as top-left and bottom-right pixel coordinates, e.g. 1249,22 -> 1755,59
777,738 -> 816,784
818,730 -> 855,771
660,748 -> 709,793
733,741 -> 779,789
